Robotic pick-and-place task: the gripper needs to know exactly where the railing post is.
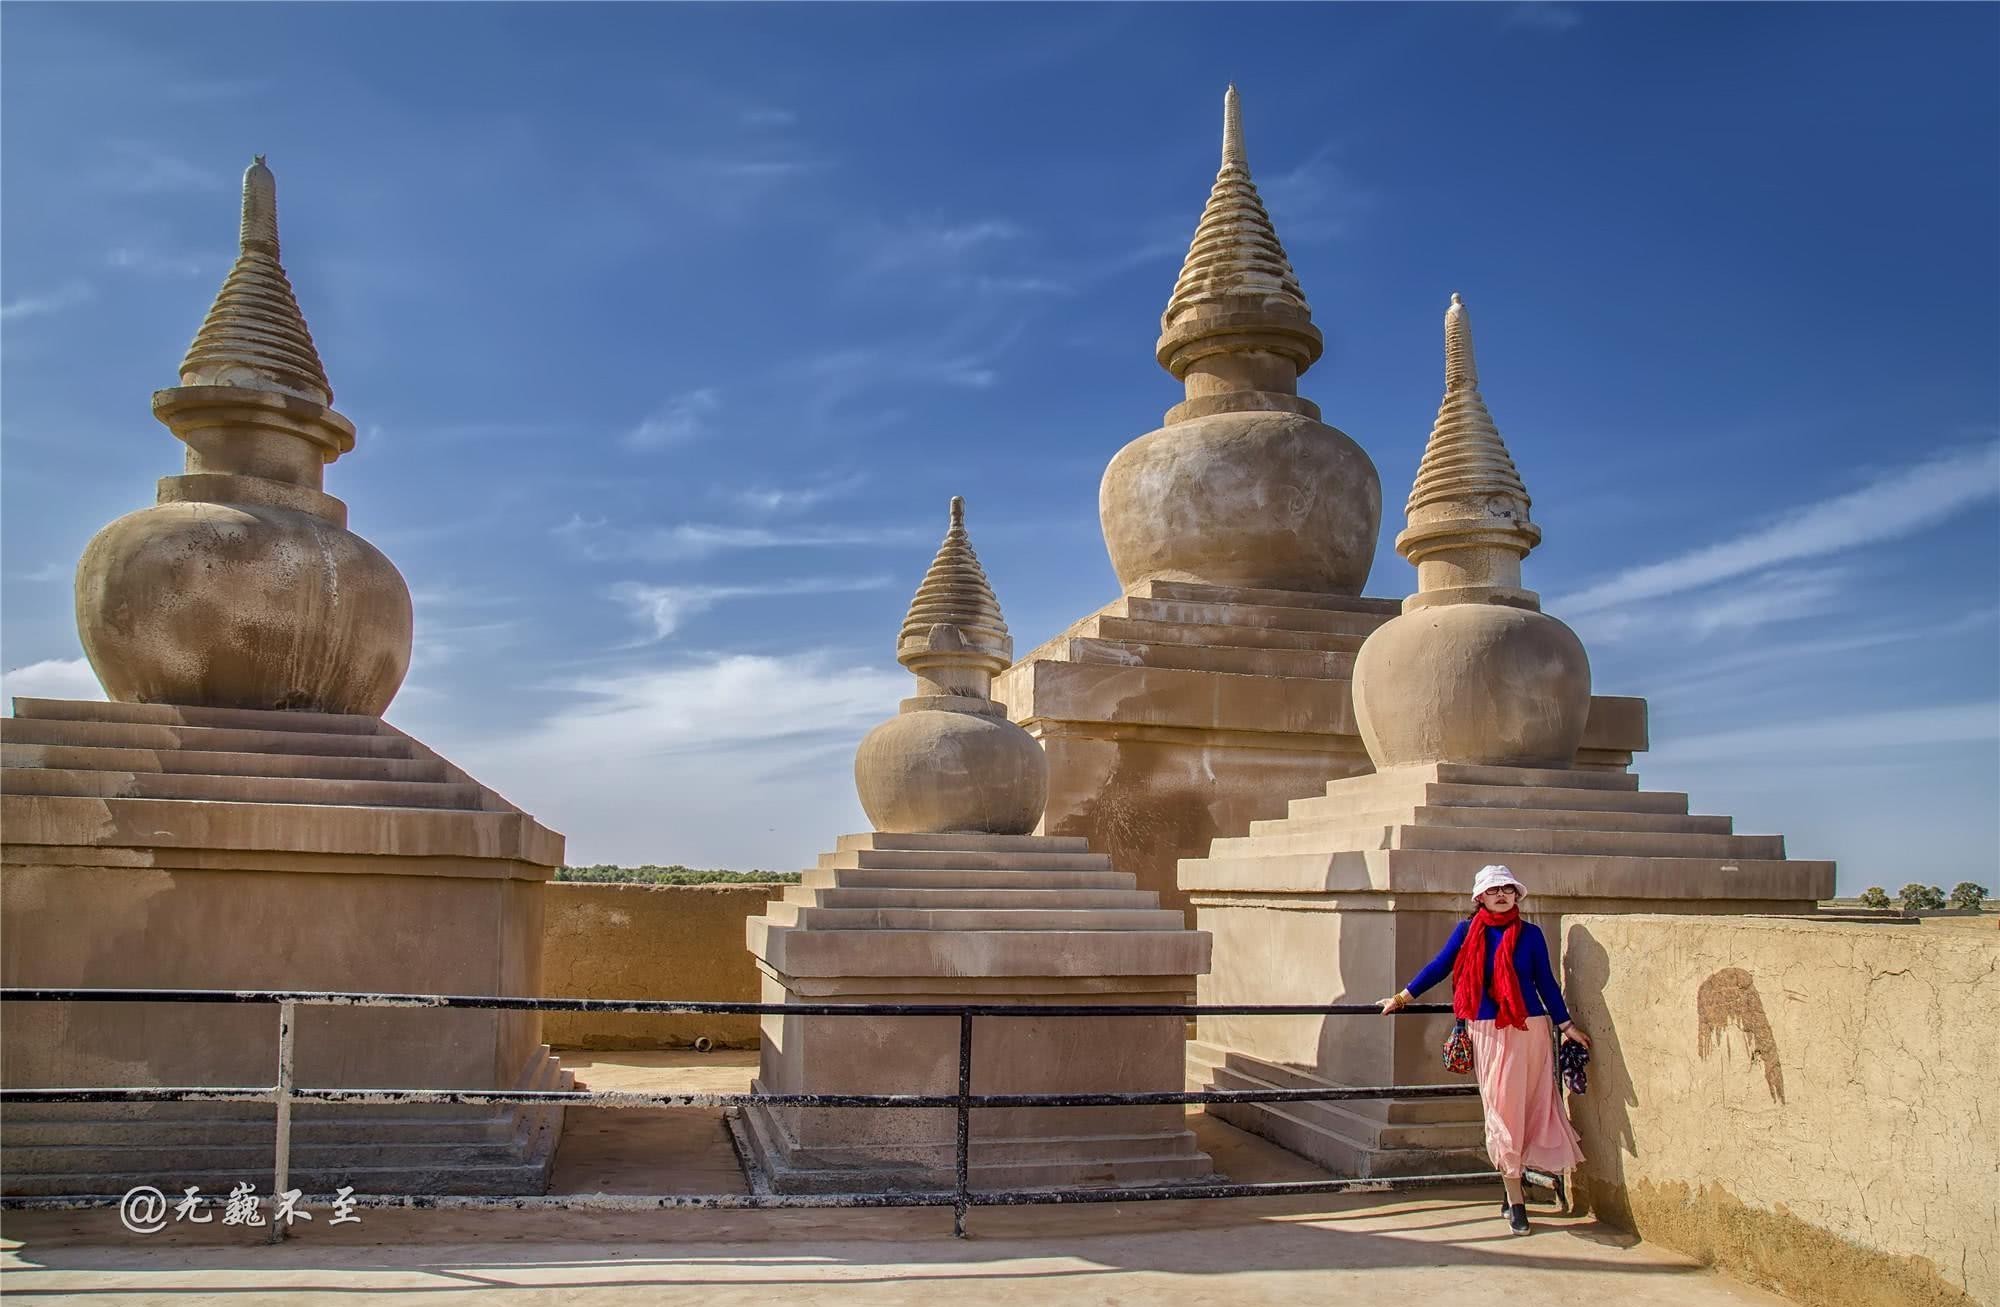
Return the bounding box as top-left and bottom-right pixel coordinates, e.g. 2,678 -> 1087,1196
953,1011 -> 971,1239
269,1000 -> 296,1245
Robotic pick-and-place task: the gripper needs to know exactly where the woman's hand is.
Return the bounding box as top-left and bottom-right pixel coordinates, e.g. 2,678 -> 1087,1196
1379,990 -> 1412,1014
1560,1023 -> 1591,1050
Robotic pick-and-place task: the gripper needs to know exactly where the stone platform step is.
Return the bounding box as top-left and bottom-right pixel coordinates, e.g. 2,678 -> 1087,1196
1,1135 -> 542,1176
1214,822 -> 1784,861
1253,802 -> 1732,838
818,848 -> 1114,873
801,866 -> 1139,892
1,742 -> 450,784
9,698 -> 387,734
1119,597 -> 1388,638
1183,846 -> 1835,898
783,885 -> 1163,911
1286,781 -> 1692,821
0,1111 -> 518,1148
1139,581 -> 1402,617
833,832 -> 1091,855
1090,615 -> 1367,654
1065,637 -> 1356,680
0,715 -> 413,759
763,903 -> 1187,932
1403,763 -> 1640,792
1185,1043 -> 1485,1178
2,767 -> 483,810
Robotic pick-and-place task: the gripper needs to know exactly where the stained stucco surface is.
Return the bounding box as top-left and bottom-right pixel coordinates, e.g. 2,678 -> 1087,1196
1563,913 -> 1998,1307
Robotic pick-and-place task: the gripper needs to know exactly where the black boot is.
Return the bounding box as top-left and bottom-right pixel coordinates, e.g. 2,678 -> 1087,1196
1507,1202 -> 1531,1235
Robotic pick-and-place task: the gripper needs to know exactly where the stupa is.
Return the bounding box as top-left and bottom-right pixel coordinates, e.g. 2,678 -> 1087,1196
739,499 -> 1213,1193
1,159 -> 568,1198
1179,294 -> 1835,1176
995,88 -> 1649,921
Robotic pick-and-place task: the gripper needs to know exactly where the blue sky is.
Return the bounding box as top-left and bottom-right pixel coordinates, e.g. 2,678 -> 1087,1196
4,3 -> 1995,893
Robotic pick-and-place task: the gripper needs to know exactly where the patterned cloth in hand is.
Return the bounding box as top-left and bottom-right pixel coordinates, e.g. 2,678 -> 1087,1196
1558,1038 -> 1590,1095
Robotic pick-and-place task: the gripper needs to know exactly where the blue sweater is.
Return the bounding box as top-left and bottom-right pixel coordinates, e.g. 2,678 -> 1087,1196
1405,919 -> 1571,1026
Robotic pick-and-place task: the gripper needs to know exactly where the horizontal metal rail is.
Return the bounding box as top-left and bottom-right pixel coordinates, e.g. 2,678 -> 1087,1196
0,986 -> 1561,1238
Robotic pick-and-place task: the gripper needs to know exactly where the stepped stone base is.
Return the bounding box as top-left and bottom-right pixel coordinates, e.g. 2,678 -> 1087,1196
1179,762 -> 1835,1177
0,697 -> 567,1197
997,580 -> 1651,922
741,832 -> 1213,1194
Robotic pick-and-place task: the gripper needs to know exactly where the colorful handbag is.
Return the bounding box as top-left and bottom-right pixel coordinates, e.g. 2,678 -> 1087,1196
1442,1019 -> 1475,1075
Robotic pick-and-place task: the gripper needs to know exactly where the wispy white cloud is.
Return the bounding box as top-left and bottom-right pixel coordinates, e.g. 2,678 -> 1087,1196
1639,607 -> 2000,705
555,515 -> 922,563
1655,701 -> 1999,764
610,575 -> 891,641
807,344 -> 1005,397
1554,443 -> 2000,617
727,474 -> 869,515
1,657 -> 106,706
1260,145 -> 1375,243
14,562 -> 72,583
105,247 -> 210,278
94,143 -> 224,194
451,651 -> 905,867
2,282 -> 94,322
1504,2 -> 1583,31
741,106 -> 798,128
625,389 -> 722,451
855,218 -> 1023,277
1572,565 -> 1854,645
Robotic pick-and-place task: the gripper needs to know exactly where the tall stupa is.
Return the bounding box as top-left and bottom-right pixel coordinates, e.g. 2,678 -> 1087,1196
2,159 -> 567,1200
741,499 -> 1212,1194
998,89 -> 1653,921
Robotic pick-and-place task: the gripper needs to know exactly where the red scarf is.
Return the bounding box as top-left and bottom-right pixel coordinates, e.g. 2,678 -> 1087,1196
1452,907 -> 1528,1030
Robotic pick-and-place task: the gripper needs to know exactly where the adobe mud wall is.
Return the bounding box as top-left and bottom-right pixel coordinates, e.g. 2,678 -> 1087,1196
540,882 -> 778,1049
1563,913 -> 1997,1307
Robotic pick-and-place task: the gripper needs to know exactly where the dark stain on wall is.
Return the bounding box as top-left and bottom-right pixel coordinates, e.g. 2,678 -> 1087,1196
1696,967 -> 1785,1103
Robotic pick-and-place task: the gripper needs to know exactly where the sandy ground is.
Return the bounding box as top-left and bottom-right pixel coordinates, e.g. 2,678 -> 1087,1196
0,1050 -> 1791,1305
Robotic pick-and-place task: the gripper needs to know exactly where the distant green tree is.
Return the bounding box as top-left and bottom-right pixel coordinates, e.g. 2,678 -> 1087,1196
1856,886 -> 1891,910
1948,881 -> 1990,911
1897,883 -> 1947,912
555,864 -> 801,886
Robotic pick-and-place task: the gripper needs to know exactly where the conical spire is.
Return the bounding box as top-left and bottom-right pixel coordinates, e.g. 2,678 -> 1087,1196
1157,85 -> 1321,388
897,497 -> 1012,679
178,156 -> 333,407
1405,294 -> 1532,528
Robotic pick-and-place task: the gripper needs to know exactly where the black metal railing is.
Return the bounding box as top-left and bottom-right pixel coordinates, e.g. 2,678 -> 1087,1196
0,988 -> 1561,1238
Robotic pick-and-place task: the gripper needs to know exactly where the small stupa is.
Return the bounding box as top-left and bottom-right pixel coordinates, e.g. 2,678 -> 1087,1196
1351,293 -> 1592,766
76,156 -> 412,715
854,497 -> 1047,835
741,499 -> 1212,1194
1179,295 -> 1833,1177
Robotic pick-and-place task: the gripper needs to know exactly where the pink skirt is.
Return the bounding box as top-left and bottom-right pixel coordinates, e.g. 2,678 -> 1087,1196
1468,1015 -> 1585,1176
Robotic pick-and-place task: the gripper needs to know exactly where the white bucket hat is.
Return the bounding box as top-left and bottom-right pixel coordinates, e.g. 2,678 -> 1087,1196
1470,864 -> 1525,903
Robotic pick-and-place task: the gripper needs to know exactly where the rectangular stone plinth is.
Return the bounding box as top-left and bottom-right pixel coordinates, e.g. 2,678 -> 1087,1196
1178,763 -> 1835,1178
998,580 -> 1651,922
0,698 -> 569,1197
742,833 -> 1212,1194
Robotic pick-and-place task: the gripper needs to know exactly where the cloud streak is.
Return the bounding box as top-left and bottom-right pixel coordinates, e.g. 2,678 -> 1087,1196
625,388 -> 722,451
2,282 -> 94,322
610,575 -> 891,641
555,515 -> 922,563
1554,443 -> 2000,617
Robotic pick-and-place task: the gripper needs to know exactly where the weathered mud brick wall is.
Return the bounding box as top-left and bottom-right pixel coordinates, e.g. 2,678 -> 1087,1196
1563,914 -> 1997,1307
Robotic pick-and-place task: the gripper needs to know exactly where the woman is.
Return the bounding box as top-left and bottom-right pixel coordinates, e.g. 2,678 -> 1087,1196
1379,864 -> 1588,1235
